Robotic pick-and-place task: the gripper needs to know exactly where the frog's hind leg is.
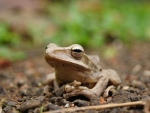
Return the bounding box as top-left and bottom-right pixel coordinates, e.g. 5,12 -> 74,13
90,76 -> 109,97
102,69 -> 121,86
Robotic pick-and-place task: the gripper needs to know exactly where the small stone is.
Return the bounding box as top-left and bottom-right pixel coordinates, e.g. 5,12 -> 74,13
122,86 -> 130,90
18,98 -> 24,102
64,103 -> 69,108
59,99 -> 68,106
107,97 -> 112,103
74,99 -> 89,106
70,103 -> 75,107
0,87 -> 6,95
20,90 -> 28,96
20,99 -> 41,111
43,85 -> 50,95
36,96 -> 45,102
49,97 -> 63,105
46,104 -> 61,110
143,70 -> 150,76
4,107 -> 18,113
16,105 -> 21,110
90,98 -> 99,105
131,80 -> 146,90
7,101 -> 16,107
3,106 -> 12,112
132,64 -> 142,74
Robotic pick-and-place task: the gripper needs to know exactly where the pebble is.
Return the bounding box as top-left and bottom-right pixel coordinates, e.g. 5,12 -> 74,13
49,97 -> 64,105
0,87 -> 6,95
71,103 -> 75,107
64,103 -> 69,108
90,98 -> 99,105
143,70 -> 150,76
59,99 -> 68,106
43,85 -> 50,95
74,99 -> 89,106
20,99 -> 41,111
132,64 -> 142,74
122,86 -> 130,90
46,103 -> 61,110
7,101 -> 16,107
130,95 -> 140,101
131,80 -> 146,90
36,96 -> 45,102
107,97 -> 112,103
20,89 -> 28,96
129,87 -> 141,94
3,106 -> 18,113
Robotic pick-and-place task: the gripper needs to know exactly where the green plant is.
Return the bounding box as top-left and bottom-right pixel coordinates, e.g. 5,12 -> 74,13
0,47 -> 25,61
40,106 -> 44,113
0,23 -> 25,61
0,23 -> 21,47
46,0 -> 150,47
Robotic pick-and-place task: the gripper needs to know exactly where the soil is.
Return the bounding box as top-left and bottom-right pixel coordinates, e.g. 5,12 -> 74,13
0,42 -> 150,113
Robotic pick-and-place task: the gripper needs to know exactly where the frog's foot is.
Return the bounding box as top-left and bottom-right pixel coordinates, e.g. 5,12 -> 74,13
103,85 -> 116,98
65,84 -> 88,93
64,76 -> 109,100
55,80 -> 82,96
68,80 -> 81,87
64,80 -> 82,93
63,88 -> 97,100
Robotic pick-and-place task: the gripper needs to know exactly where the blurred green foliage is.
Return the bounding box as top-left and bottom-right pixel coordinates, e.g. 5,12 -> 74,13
0,23 -> 25,61
0,47 -> 25,61
47,0 -> 150,47
0,23 -> 20,46
0,0 -> 150,61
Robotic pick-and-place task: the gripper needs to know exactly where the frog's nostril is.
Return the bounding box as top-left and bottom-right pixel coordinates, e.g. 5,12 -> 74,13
45,46 -> 48,49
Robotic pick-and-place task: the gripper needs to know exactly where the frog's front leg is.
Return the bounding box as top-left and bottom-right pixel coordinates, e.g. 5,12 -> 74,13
63,76 -> 109,100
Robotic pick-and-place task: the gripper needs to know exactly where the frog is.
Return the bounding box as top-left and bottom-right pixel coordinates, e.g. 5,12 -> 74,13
45,43 -> 121,100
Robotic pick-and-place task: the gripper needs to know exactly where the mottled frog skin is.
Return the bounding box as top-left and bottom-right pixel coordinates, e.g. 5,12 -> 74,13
45,43 -> 121,99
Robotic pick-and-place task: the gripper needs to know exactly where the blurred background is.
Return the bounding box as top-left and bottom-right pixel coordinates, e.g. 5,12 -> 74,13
0,0 -> 150,63
0,1 -> 150,112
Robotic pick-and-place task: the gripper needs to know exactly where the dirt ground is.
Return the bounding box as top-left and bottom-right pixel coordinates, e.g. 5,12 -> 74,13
0,42 -> 150,113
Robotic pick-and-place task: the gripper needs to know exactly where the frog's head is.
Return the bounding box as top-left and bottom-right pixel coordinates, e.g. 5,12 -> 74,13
45,43 -> 96,70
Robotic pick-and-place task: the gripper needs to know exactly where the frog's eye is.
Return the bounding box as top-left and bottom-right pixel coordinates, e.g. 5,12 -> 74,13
71,45 -> 84,59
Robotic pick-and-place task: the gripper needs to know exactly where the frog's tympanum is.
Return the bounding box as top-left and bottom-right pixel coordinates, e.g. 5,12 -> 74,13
45,43 -> 121,100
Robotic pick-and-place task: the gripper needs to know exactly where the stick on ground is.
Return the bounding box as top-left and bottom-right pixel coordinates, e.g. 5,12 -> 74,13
43,101 -> 147,113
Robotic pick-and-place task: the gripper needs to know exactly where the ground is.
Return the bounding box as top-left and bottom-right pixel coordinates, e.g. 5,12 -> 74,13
0,42 -> 150,113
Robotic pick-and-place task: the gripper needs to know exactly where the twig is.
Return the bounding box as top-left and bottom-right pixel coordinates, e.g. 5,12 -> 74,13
43,101 -> 146,113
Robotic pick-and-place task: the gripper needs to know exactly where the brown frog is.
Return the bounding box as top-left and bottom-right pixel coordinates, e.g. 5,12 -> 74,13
45,43 -> 121,100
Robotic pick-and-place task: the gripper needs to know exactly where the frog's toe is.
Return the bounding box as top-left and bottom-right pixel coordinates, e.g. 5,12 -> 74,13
103,85 -> 116,98
63,91 -> 80,99
72,80 -> 81,87
65,84 -> 75,93
63,89 -> 97,100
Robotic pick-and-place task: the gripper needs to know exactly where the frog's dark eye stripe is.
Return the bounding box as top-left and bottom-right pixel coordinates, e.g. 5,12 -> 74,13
72,49 -> 82,53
